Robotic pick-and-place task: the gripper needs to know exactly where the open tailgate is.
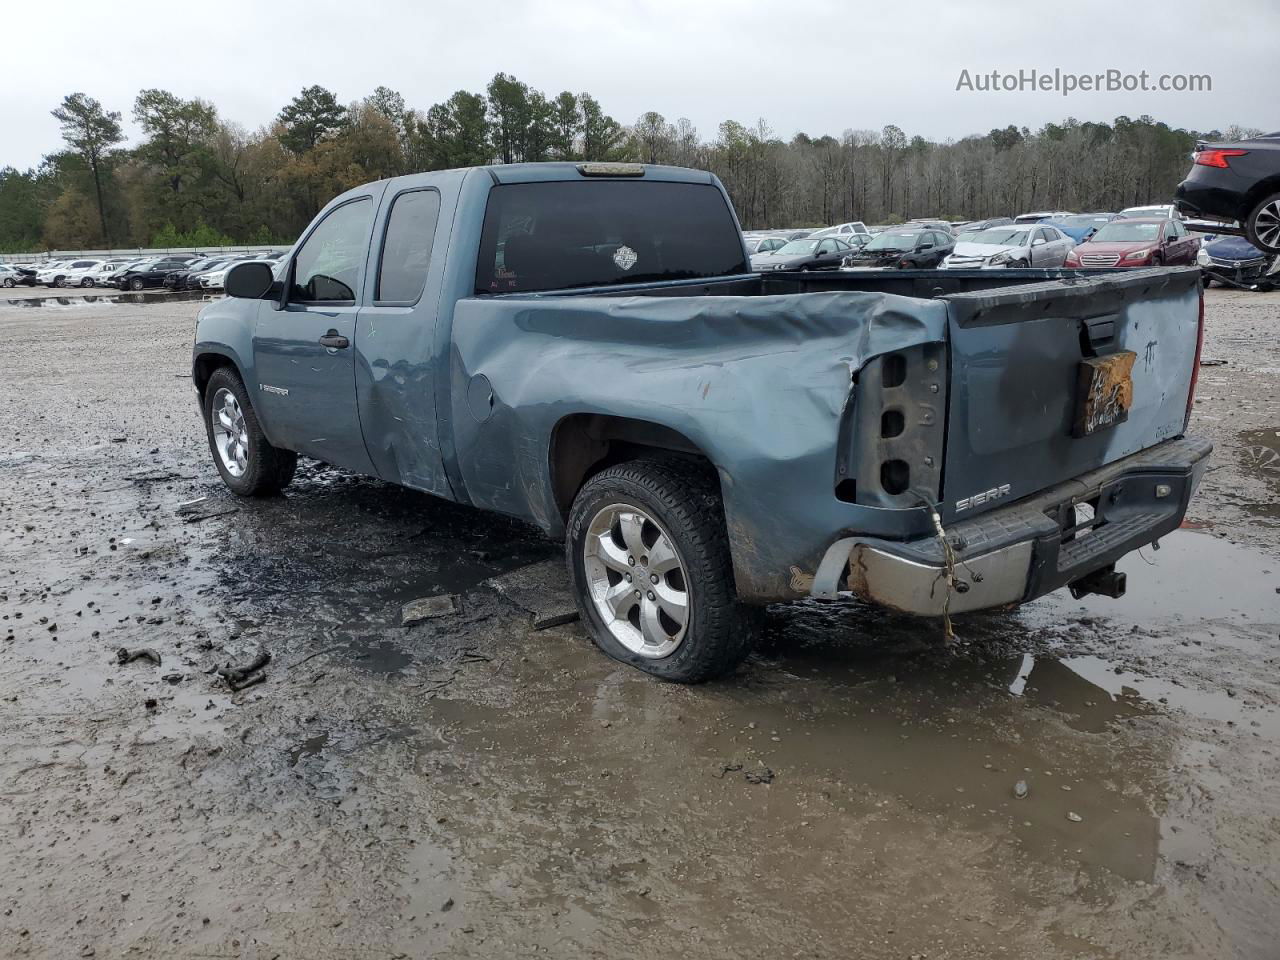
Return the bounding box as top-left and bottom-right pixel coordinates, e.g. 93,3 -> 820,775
940,268 -> 1202,523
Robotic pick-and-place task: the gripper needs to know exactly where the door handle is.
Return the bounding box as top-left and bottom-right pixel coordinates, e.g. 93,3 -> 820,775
319,330 -> 349,349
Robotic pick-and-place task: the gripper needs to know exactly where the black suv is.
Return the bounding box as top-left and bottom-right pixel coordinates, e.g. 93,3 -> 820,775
115,258 -> 191,290
1175,132 -> 1280,254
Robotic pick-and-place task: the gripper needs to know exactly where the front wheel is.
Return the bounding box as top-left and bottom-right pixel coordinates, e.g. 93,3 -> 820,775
1245,193 -> 1280,254
566,458 -> 756,683
202,367 -> 297,497
129,277 -> 144,291
80,277 -> 93,287
2,278 -> 13,288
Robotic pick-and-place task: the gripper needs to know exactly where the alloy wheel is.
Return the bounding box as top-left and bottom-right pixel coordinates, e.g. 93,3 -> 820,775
211,387 -> 250,478
1255,200 -> 1280,250
583,503 -> 690,659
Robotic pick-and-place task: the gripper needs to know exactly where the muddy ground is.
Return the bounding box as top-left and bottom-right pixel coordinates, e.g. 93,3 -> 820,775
1,287 -> 1278,959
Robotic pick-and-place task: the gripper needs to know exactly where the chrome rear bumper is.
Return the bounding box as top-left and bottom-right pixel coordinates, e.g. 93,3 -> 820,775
810,436 -> 1212,615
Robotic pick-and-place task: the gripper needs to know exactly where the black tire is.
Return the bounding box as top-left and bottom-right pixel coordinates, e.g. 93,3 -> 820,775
2,278 -> 13,288
202,366 -> 297,497
566,457 -> 755,683
80,277 -> 92,287
129,277 -> 144,291
1245,192 -> 1280,255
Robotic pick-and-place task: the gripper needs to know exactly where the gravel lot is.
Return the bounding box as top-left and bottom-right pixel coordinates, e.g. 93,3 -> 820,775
1,286 -> 1278,959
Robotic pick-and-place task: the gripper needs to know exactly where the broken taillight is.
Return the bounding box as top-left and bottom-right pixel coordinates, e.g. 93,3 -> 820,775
1193,148 -> 1248,168
1184,286 -> 1205,431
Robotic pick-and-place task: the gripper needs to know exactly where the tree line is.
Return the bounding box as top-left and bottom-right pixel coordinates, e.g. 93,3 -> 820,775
0,74 -> 1260,252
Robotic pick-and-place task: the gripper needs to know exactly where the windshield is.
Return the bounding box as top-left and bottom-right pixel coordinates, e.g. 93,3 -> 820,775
865,231 -> 920,251
476,180 -> 747,294
968,228 -> 1031,246
1091,222 -> 1162,243
776,240 -> 821,255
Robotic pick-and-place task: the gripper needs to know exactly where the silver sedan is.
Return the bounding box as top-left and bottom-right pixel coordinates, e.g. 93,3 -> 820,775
940,225 -> 1074,269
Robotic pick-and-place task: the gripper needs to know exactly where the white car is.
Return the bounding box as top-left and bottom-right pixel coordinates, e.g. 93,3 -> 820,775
1118,204 -> 1180,220
60,261 -> 118,287
743,235 -> 788,255
810,221 -> 870,239
200,258 -> 279,290
1013,210 -> 1073,225
0,264 -> 28,288
37,258 -> 103,287
940,224 -> 1074,269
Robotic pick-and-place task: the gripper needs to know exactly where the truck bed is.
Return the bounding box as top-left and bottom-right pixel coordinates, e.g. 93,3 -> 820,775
455,265 -> 1202,599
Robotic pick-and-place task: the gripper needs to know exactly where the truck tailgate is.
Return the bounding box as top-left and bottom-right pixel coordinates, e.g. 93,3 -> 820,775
940,268 -> 1201,523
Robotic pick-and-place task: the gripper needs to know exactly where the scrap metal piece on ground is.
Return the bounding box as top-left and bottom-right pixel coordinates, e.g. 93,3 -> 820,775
116,647 -> 162,667
401,594 -> 459,626
176,496 -> 240,523
485,560 -> 580,630
216,648 -> 271,691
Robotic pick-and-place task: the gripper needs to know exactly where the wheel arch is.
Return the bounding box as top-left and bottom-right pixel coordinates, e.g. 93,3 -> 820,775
548,413 -> 721,523
192,349 -> 244,404
1242,176 -> 1280,220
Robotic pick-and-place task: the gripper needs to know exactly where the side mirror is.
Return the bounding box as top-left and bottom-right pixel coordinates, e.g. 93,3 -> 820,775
226,261 -> 275,300
1033,238 -> 1047,247
917,243 -> 933,251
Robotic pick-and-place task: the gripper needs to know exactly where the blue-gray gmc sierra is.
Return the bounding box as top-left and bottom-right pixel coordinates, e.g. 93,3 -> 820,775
192,161 -> 1210,682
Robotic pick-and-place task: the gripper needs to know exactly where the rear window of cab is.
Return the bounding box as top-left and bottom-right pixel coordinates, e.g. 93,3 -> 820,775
476,180 -> 748,294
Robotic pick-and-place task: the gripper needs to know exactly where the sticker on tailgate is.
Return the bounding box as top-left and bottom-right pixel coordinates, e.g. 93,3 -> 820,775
1073,350 -> 1137,437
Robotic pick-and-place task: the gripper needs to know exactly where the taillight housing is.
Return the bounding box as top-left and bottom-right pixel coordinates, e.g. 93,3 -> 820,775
1193,148 -> 1247,169
1184,287 -> 1205,431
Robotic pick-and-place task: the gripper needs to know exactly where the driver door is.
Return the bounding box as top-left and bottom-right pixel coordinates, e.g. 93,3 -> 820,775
252,196 -> 378,474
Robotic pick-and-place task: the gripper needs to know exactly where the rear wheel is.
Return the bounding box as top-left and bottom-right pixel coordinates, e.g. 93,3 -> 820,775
202,367 -> 297,497
1245,193 -> 1280,254
566,458 -> 756,683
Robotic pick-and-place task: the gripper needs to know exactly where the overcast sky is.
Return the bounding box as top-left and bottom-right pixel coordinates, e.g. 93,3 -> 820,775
2,0 -> 1273,170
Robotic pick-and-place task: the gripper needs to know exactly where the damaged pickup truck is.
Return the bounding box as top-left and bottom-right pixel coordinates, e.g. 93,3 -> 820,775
193,162 -> 1210,682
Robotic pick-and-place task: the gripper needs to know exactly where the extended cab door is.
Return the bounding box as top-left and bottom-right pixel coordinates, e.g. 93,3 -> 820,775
352,183 -> 454,497
252,196 -> 379,474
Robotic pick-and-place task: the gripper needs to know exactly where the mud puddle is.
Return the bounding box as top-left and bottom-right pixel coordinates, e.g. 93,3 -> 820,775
342,527 -> 1279,911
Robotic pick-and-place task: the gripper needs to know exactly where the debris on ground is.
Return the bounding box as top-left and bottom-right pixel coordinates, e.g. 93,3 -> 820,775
402,594 -> 459,626
116,647 -> 162,667
1199,358 -> 1228,367
1014,779 -> 1029,799
1067,812 -> 1083,822
485,560 -> 580,629
216,648 -> 271,691
744,767 -> 776,785
176,496 -> 240,523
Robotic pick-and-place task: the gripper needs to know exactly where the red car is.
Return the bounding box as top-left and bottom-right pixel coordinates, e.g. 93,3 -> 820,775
1064,217 -> 1200,268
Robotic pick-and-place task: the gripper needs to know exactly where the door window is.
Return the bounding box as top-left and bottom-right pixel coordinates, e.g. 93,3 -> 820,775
291,198 -> 374,303
376,189 -> 441,303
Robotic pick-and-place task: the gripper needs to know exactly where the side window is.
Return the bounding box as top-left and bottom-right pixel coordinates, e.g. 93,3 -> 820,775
377,190 -> 442,303
819,239 -> 836,254
291,198 -> 374,303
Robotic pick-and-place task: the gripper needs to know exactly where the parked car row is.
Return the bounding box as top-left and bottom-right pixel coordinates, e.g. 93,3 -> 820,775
0,252 -> 286,293
747,194 -> 1271,282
